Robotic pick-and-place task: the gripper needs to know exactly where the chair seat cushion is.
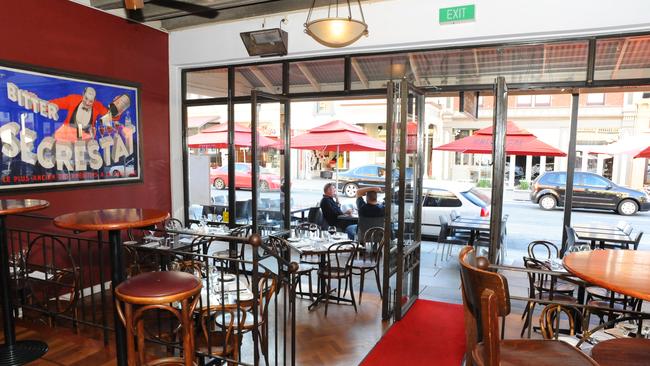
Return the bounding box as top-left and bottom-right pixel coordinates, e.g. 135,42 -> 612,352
473,339 -> 598,366
591,338 -> 650,366
116,271 -> 201,304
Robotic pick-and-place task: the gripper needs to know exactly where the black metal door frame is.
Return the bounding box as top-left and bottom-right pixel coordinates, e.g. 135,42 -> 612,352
251,90 -> 291,234
382,79 -> 426,321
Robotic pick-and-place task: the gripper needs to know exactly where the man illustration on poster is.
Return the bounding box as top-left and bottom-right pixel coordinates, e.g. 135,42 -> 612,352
50,86 -> 112,142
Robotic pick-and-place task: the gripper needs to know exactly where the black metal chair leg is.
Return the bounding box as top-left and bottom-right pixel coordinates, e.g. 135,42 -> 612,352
358,269 -> 365,304
373,268 -> 382,298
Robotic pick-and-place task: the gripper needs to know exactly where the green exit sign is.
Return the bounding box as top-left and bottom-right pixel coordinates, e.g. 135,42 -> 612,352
439,4 -> 475,24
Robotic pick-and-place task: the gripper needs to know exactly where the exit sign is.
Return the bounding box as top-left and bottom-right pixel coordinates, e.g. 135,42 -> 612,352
439,4 -> 475,24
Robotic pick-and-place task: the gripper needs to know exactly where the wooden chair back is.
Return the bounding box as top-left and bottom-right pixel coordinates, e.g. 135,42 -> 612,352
539,304 -> 576,340
527,240 -> 559,260
522,256 -> 552,298
325,242 -> 357,276
458,246 -> 510,366
361,227 -> 385,264
357,216 -> 384,244
476,289 -> 501,366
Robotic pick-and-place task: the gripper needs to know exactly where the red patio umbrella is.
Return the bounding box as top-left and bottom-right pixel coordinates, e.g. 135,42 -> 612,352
290,120 -> 385,152
187,123 -> 276,149
291,120 -> 386,186
433,121 -> 566,157
635,145 -> 650,159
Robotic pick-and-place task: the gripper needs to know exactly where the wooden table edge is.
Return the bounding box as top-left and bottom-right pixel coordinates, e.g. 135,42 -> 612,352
53,209 -> 169,232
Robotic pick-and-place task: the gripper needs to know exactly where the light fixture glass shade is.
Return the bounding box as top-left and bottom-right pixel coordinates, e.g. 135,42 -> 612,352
305,18 -> 368,48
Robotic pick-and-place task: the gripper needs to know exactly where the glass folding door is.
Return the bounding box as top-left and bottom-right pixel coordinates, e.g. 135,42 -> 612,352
382,80 -> 425,320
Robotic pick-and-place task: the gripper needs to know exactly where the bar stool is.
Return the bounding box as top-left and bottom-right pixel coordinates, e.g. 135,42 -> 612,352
115,271 -> 202,366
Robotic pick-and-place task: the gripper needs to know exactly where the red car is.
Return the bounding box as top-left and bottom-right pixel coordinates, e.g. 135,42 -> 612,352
210,163 -> 282,192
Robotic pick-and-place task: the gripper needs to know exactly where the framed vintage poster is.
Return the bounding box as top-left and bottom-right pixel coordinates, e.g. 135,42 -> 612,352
0,62 -> 141,190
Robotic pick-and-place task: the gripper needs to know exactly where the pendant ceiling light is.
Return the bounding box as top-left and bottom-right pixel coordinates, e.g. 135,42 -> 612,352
304,0 -> 369,48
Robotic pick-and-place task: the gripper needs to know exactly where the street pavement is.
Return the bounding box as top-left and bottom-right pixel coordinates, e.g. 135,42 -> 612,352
211,177 -> 650,263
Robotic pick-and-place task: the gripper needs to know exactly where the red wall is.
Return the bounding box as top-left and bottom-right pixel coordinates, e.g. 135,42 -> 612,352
1,1 -> 171,221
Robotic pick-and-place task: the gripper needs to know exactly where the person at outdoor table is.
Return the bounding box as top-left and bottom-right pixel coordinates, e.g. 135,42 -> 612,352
320,182 -> 353,232
345,187 -> 385,240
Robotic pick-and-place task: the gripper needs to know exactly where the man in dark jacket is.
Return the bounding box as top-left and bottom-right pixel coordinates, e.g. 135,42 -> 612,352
319,182 -> 352,231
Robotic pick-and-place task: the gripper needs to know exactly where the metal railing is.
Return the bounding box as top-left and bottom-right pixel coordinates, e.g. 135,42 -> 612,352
7,220 -> 298,366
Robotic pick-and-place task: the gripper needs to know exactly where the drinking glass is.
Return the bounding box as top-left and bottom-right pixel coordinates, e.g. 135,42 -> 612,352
309,223 -> 318,239
328,226 -> 337,237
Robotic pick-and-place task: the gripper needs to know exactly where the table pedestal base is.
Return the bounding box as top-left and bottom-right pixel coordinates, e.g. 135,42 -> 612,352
0,340 -> 48,365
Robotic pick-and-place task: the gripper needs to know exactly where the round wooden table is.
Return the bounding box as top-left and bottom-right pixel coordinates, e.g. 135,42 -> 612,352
53,208 -> 169,366
0,199 -> 50,365
563,250 -> 650,366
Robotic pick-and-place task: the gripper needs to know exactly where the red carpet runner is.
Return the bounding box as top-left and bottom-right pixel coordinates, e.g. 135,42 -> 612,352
360,300 -> 466,366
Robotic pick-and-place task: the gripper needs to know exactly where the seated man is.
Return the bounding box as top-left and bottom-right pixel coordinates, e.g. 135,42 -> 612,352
320,182 -> 353,231
345,187 -> 385,240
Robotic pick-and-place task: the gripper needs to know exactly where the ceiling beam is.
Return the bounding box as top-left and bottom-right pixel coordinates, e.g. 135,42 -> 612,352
350,58 -> 369,89
160,0 -> 332,30
296,63 -> 321,91
408,53 -> 421,84
249,67 -> 275,91
611,39 -> 631,80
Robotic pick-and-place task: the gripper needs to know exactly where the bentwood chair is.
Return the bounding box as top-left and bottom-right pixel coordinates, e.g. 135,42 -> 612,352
520,256 -> 577,337
351,227 -> 385,304
321,242 -> 358,316
215,271 -> 277,366
539,304 -> 584,348
527,240 -> 560,261
268,235 -> 315,302
458,247 -> 598,366
474,289 -> 598,366
196,305 -> 239,365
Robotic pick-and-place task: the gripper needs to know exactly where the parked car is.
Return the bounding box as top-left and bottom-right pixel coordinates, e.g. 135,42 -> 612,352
530,171 -> 650,216
210,163 -> 282,192
420,180 -> 491,237
336,164 -> 414,197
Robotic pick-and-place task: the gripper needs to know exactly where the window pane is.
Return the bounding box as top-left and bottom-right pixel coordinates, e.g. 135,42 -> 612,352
582,174 -> 608,187
186,105 -> 229,223
595,36 -> 650,80
289,58 -> 344,93
517,95 -> 532,107
234,64 -> 282,96
535,95 -> 551,106
350,53 -> 409,90
400,40 -> 589,86
186,68 -> 228,99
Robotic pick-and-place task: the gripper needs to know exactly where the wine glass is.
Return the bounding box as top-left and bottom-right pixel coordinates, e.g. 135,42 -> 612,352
309,223 -> 318,239
327,226 -> 337,239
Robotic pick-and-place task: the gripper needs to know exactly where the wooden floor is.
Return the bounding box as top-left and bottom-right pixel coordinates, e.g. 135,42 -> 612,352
1,321 -> 117,366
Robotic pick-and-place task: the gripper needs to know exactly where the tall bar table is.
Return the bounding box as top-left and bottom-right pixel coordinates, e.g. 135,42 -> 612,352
0,199 -> 50,365
54,208 -> 169,366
